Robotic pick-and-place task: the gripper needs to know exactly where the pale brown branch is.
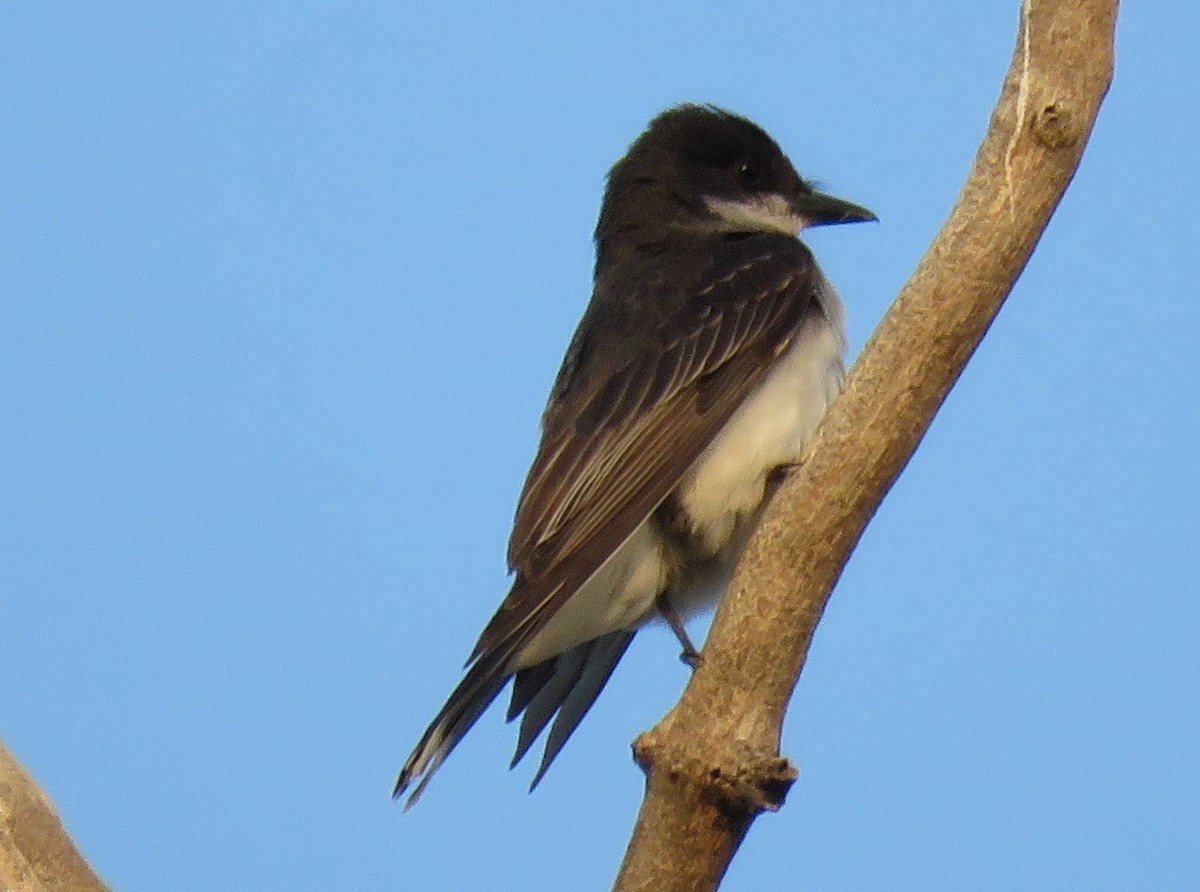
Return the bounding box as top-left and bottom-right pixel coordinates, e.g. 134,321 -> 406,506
0,743 -> 108,892
613,1 -> 1118,889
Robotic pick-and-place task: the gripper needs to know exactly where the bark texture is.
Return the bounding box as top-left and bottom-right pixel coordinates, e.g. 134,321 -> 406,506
613,1 -> 1118,889
0,743 -> 108,892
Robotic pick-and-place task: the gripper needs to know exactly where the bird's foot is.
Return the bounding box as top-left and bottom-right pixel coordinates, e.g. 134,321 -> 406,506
656,594 -> 702,670
679,646 -> 703,670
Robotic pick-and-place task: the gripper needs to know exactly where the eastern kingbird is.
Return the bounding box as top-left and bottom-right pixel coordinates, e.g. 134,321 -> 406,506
395,104 -> 874,806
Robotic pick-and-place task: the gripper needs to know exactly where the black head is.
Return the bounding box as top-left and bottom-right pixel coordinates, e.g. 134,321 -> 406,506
596,105 -> 874,257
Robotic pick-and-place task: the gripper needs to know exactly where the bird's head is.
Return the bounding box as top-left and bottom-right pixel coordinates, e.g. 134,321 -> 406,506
597,104 -> 875,255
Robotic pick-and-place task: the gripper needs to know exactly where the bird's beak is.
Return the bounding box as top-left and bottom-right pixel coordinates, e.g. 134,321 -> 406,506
793,190 -> 877,227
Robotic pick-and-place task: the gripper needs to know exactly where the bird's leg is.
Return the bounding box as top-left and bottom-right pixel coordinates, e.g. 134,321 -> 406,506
764,462 -> 798,500
655,594 -> 701,668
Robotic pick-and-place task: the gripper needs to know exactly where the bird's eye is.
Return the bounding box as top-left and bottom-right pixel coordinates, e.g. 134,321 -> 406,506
736,161 -> 761,187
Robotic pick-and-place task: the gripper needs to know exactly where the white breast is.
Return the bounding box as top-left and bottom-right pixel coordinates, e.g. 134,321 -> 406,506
674,276 -> 846,557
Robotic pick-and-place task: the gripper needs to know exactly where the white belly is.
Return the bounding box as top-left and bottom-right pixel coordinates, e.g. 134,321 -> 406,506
674,291 -> 846,559
514,521 -> 668,668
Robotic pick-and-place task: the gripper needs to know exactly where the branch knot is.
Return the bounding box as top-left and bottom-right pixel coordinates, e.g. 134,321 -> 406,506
1033,100 -> 1079,148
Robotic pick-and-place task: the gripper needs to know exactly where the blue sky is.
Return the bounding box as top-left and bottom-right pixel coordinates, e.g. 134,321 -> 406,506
2,3 -> 1197,890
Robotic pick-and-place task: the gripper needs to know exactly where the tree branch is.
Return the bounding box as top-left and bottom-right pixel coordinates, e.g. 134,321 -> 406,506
0,743 -> 109,892
613,1 -> 1118,889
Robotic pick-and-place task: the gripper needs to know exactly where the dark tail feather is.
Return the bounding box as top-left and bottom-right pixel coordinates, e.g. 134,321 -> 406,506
507,660 -> 556,721
393,656 -> 512,809
397,629 -> 637,806
531,630 -> 634,787
510,646 -> 588,767
504,629 -> 636,786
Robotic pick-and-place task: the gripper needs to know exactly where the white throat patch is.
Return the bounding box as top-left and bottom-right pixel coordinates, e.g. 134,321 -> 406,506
704,193 -> 809,235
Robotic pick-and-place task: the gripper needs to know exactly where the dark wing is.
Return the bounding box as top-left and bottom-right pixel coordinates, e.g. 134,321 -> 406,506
473,238 -> 821,662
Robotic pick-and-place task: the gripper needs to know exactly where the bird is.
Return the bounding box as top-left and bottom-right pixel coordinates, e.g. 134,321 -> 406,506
394,104 -> 874,807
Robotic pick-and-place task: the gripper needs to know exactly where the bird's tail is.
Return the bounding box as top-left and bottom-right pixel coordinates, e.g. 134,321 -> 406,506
509,628 -> 635,788
393,655 -> 511,809
395,629 -> 637,807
